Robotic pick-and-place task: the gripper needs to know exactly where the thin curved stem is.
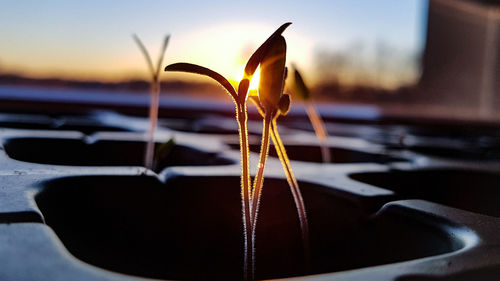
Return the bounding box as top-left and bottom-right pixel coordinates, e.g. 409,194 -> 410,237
270,119 -> 310,272
144,77 -> 160,171
251,112 -> 273,222
248,97 -> 310,270
249,111 -> 272,280
236,104 -> 253,280
305,102 -> 330,163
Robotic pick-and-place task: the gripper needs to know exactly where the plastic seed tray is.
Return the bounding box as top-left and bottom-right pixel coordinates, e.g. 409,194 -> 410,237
1,103 -> 499,281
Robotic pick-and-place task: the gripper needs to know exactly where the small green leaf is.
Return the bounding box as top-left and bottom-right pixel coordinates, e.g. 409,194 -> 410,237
278,93 -> 291,116
165,63 -> 237,101
154,138 -> 176,169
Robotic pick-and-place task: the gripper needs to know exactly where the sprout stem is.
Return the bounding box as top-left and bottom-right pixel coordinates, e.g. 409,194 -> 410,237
270,119 -> 310,272
249,112 -> 272,280
237,104 -> 253,280
251,112 -> 272,223
249,97 -> 310,272
305,102 -> 330,163
144,78 -> 160,170
251,113 -> 272,219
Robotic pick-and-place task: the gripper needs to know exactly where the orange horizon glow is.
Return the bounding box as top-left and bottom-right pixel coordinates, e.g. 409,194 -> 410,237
1,17 -> 424,91
1,1 -> 426,91
1,22 -> 318,85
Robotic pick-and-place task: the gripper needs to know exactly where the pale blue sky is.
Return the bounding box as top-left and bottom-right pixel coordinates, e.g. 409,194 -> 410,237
0,0 -> 428,85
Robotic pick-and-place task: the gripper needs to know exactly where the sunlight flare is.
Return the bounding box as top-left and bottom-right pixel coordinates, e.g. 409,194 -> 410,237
236,65 -> 260,91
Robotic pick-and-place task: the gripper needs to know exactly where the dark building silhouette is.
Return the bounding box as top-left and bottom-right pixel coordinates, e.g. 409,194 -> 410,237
419,0 -> 500,115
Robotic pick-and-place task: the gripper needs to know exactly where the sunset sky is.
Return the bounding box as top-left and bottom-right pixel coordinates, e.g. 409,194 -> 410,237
0,0 -> 427,88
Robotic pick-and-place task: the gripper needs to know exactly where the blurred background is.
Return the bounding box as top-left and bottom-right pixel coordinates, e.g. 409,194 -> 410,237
0,0 -> 499,121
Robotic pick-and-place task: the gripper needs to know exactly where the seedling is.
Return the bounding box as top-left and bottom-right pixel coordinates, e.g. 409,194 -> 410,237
133,34 -> 170,171
290,65 -> 331,163
165,23 -> 290,280
247,36 -> 309,273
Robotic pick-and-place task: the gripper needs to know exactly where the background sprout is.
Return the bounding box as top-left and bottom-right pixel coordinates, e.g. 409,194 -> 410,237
165,23 -> 290,281
290,65 -> 331,163
133,34 -> 170,172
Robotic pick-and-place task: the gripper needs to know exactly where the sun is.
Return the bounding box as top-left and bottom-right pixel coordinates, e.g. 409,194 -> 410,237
235,65 -> 260,91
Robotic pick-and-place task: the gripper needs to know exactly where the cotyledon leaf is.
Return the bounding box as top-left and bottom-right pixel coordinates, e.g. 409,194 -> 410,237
165,63 -> 237,101
133,34 -> 155,77
237,22 -> 291,102
244,22 -> 292,78
292,65 -> 311,101
155,35 -> 171,78
258,35 -> 287,112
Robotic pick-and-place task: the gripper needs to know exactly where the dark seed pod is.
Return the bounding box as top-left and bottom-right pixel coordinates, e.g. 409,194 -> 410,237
278,93 -> 291,116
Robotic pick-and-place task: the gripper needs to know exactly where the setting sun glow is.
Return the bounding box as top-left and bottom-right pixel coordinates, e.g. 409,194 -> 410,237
0,1 -> 425,90
235,65 -> 260,91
